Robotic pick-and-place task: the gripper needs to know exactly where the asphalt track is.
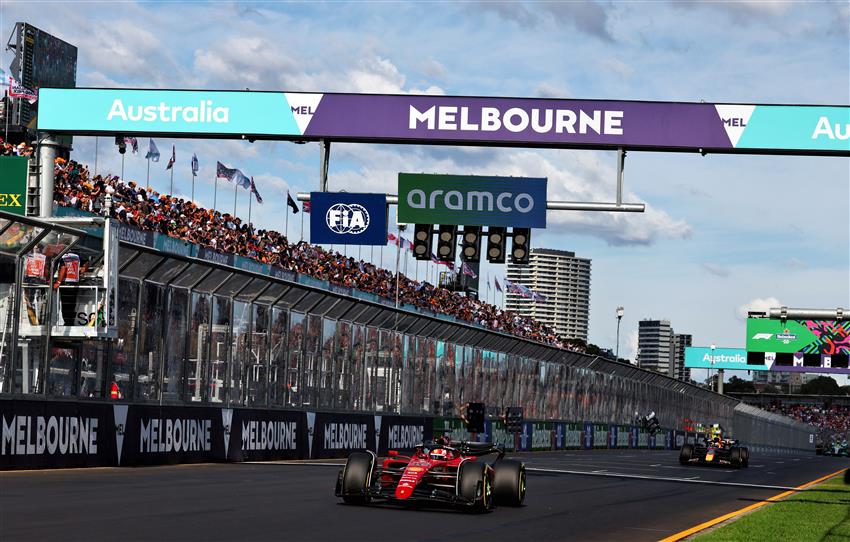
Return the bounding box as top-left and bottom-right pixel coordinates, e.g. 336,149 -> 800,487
1,450 -> 847,541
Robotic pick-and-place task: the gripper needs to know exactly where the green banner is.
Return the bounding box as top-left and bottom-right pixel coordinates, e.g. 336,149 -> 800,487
0,157 -> 29,216
746,318 -> 819,353
397,173 -> 547,228
531,422 -> 553,451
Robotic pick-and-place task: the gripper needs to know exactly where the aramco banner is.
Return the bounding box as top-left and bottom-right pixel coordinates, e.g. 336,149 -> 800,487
0,157 -> 29,216
397,173 -> 547,228
309,192 -> 387,245
37,88 -> 850,155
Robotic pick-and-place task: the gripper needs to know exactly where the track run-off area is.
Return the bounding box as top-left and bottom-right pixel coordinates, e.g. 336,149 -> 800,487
1,450 -> 846,541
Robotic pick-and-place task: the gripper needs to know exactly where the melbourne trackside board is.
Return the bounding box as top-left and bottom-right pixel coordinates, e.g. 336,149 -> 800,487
37,88 -> 850,155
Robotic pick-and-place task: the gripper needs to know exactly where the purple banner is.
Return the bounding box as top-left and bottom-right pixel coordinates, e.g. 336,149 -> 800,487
307,95 -> 733,150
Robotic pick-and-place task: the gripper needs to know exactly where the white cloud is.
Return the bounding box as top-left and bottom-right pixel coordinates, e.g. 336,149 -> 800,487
736,297 -> 783,320
534,82 -> 570,98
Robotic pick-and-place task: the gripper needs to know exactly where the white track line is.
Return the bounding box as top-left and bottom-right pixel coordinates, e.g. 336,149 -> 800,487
525,466 -> 808,491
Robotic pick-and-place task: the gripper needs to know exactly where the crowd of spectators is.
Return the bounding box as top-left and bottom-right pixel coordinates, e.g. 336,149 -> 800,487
1,137 -> 34,157
45,152 -> 573,350
765,402 -> 850,441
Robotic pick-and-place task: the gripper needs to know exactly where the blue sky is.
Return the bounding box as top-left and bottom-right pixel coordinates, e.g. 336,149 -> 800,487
2,1 -> 848,366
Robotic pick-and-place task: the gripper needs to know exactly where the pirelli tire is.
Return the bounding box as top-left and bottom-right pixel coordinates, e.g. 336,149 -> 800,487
679,444 -> 694,465
341,451 -> 375,505
457,460 -> 493,513
730,447 -> 743,469
493,460 -> 526,507
740,447 -> 750,468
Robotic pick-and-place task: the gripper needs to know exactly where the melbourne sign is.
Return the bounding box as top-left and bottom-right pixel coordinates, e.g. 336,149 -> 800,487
0,157 -> 28,216
398,173 -> 547,228
684,347 -> 766,370
37,89 -> 850,155
309,192 -> 387,245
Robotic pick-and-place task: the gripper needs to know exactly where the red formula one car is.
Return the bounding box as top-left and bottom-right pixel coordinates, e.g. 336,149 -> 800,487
335,437 -> 526,512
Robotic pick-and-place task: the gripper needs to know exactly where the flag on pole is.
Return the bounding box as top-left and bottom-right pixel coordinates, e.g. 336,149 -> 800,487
123,137 -> 139,154
286,191 -> 299,213
302,201 -> 311,213
145,139 -> 160,162
430,252 -> 455,270
250,177 -> 263,204
166,145 -> 176,169
387,233 -> 398,243
494,276 -> 503,293
215,161 -> 251,189
461,262 -> 478,278
503,278 -> 545,302
191,153 -> 199,176
8,77 -> 37,103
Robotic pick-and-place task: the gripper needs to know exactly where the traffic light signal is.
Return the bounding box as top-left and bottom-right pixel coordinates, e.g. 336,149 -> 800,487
511,228 -> 531,264
463,402 -> 485,434
436,225 -> 457,262
485,227 -> 506,264
505,407 -> 524,434
460,226 -> 481,263
413,224 -> 432,261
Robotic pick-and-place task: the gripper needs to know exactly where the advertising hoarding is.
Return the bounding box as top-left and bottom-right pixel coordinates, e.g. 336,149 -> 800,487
685,347 -> 766,370
746,318 -> 850,355
397,173 -> 547,228
0,157 -> 29,216
37,88 -> 850,155
309,192 -> 387,246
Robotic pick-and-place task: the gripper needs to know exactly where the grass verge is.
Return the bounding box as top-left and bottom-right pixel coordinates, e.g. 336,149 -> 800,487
694,470 -> 850,542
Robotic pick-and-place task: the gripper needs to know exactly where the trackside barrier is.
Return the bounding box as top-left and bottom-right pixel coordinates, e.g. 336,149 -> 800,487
0,399 -> 816,469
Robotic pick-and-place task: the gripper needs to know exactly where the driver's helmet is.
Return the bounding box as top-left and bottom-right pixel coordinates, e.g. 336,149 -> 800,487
430,448 -> 448,461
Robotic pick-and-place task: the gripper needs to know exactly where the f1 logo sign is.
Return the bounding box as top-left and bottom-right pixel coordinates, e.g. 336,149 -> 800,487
752,333 -> 773,340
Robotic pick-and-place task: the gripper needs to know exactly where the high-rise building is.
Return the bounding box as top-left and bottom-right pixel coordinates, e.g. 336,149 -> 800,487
637,320 -> 672,374
638,320 -> 692,380
670,333 -> 693,382
505,248 -> 591,342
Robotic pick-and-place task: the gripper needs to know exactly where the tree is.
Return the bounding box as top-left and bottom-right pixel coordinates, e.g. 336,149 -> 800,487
725,376 -> 756,393
762,384 -> 781,394
801,376 -> 842,395
586,343 -> 602,356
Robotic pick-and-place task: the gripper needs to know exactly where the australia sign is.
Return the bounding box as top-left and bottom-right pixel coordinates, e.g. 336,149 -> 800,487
36,89 -> 850,155
397,173 -> 547,228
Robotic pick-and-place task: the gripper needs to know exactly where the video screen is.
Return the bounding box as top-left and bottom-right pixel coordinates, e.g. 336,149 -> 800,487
25,23 -> 78,89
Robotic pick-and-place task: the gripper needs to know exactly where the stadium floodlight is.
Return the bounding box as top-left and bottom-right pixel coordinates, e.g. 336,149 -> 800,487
436,225 -> 457,262
485,226 -> 507,264
460,226 -> 482,263
510,228 -> 531,265
413,224 -> 433,261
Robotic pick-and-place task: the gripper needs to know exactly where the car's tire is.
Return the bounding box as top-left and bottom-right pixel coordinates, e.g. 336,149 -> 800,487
730,447 -> 743,468
341,451 -> 374,505
457,460 -> 493,513
741,447 -> 750,468
493,460 -> 526,507
679,444 -> 694,465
